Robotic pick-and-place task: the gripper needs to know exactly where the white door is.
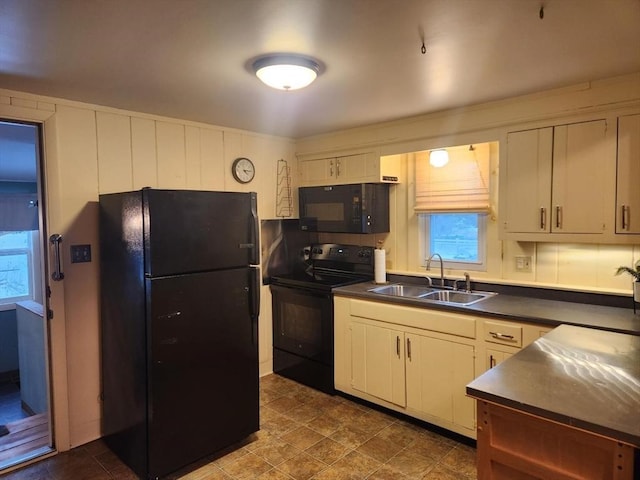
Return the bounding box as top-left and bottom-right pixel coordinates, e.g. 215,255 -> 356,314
0,114 -> 66,470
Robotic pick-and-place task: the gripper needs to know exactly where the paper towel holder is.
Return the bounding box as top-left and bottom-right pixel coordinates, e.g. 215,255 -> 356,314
374,241 -> 387,284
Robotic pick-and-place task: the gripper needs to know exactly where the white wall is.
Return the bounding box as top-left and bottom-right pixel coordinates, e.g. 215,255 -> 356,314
1,89 -> 295,449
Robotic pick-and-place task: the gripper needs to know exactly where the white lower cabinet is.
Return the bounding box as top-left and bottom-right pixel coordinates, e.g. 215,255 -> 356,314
405,333 -> 476,431
335,296 -> 478,438
485,348 -> 514,369
350,321 -> 406,407
334,296 -> 553,440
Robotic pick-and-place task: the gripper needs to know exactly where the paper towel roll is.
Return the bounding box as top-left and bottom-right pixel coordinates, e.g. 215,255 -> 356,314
374,249 -> 386,284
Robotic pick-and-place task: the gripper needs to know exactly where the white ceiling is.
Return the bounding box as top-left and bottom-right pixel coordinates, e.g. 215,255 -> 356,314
0,0 -> 639,143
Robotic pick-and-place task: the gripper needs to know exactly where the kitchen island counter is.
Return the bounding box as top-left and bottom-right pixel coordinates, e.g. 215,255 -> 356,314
467,324 -> 640,447
466,324 -> 639,478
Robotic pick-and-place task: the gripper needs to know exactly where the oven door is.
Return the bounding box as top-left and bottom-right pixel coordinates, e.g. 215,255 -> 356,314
270,284 -> 333,366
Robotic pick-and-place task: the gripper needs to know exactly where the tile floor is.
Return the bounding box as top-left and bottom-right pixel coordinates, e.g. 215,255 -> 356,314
0,374 -> 477,479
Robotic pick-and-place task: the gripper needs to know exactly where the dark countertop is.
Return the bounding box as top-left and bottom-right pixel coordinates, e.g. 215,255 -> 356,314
332,280 -> 640,336
466,325 -> 640,447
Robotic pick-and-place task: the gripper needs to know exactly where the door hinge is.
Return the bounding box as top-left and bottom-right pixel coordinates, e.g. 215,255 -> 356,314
46,285 -> 52,298
47,309 -> 54,320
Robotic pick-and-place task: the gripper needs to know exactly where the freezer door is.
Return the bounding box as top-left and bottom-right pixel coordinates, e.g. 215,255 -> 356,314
146,269 -> 259,478
143,189 -> 258,276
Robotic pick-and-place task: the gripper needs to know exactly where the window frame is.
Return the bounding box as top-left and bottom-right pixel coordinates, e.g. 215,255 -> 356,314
418,213 -> 488,272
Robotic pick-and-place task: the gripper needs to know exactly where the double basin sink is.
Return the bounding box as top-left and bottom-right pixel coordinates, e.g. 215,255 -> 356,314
368,283 -> 496,306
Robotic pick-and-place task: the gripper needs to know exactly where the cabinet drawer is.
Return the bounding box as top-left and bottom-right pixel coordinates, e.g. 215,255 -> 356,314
484,320 -> 522,347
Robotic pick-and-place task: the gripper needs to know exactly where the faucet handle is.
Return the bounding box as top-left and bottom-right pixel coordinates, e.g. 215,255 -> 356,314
424,275 -> 433,287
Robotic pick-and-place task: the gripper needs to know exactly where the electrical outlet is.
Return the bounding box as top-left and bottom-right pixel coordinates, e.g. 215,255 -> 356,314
515,255 -> 532,272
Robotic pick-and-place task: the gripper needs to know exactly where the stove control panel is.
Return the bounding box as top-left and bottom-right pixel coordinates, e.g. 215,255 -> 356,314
309,243 -> 374,265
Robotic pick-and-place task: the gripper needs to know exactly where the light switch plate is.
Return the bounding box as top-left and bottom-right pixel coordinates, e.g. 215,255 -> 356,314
71,244 -> 92,263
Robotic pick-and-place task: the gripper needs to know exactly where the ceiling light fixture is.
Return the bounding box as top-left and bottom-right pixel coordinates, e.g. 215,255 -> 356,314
252,54 -> 321,91
429,149 -> 449,167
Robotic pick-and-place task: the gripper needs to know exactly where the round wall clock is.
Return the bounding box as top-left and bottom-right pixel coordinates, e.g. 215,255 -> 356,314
231,157 -> 255,184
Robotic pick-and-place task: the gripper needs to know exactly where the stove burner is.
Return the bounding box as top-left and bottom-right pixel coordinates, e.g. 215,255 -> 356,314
270,243 -> 375,292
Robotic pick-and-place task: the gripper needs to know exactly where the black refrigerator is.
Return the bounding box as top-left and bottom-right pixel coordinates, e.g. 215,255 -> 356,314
99,188 -> 260,480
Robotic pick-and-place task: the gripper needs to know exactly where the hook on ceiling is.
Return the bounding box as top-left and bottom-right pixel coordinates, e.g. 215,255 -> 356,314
539,5 -> 544,19
418,26 -> 426,54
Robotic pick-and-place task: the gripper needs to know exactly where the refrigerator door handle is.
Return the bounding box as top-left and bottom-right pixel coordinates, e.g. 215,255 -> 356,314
249,266 -> 261,320
249,193 -> 259,265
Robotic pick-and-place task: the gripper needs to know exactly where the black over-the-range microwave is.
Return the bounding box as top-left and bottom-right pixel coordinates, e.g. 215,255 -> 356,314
298,183 -> 390,233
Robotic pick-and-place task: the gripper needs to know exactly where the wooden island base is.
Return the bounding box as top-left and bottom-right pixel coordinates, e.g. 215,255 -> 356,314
476,401 -> 638,480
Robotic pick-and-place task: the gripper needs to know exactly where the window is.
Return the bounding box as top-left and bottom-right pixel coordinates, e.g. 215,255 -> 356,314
0,231 -> 33,303
415,142 -> 493,272
419,213 -> 487,271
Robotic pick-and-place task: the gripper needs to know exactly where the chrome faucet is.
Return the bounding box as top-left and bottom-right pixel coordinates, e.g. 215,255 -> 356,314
426,253 -> 445,287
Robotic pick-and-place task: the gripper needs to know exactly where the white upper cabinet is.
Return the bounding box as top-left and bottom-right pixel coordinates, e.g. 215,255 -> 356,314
616,114 -> 640,234
551,121 -> 610,234
299,152 -> 400,186
503,127 -> 553,233
501,119 -> 617,241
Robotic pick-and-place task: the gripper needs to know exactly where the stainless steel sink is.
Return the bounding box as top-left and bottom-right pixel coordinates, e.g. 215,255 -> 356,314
421,289 -> 496,306
368,283 -> 496,305
368,284 -> 434,298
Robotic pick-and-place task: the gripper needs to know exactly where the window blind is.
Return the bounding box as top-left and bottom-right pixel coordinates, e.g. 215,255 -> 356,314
415,143 -> 491,213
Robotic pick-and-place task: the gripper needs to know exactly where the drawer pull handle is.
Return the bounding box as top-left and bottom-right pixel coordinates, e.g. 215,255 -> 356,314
489,355 -> 496,368
489,331 -> 516,342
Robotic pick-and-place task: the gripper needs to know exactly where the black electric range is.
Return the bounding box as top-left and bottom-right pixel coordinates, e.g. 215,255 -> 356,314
270,243 -> 374,393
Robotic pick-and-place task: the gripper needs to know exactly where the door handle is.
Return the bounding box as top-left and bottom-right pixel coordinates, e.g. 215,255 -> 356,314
540,207 -> 546,230
555,205 -> 562,229
396,336 -> 400,358
49,234 -> 64,281
621,205 -> 629,230
489,355 -> 496,368
406,338 -> 412,360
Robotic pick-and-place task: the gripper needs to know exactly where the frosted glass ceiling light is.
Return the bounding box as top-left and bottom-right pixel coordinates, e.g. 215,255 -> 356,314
429,149 -> 449,167
252,54 -> 321,91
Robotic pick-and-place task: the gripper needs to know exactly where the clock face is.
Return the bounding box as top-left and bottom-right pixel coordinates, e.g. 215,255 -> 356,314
232,157 -> 255,184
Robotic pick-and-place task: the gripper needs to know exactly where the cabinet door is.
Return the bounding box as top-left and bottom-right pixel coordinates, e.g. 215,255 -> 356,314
350,321 -> 406,407
616,114 -> 640,234
486,348 -> 512,370
300,157 -> 336,184
405,333 -> 475,430
338,153 -> 378,183
504,128 -> 553,233
552,120 -> 610,233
